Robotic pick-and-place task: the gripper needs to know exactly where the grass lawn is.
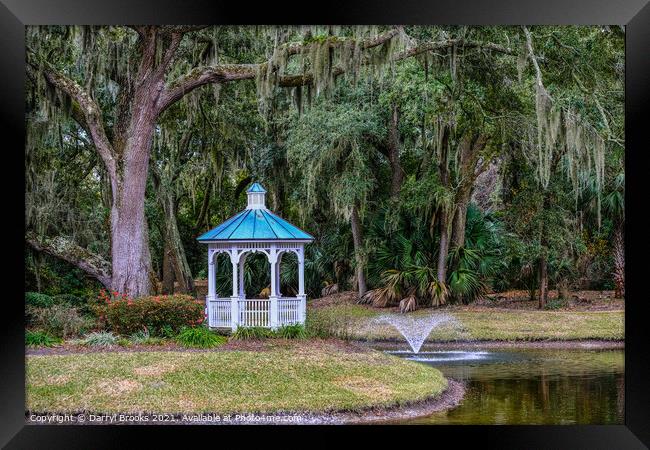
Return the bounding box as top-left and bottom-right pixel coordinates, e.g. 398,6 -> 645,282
308,303 -> 624,341
26,342 -> 447,414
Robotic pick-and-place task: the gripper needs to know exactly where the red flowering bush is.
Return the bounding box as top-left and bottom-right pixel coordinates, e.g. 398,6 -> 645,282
97,290 -> 205,336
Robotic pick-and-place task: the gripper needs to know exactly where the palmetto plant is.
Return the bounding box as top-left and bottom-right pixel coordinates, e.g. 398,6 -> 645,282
362,223 -> 450,308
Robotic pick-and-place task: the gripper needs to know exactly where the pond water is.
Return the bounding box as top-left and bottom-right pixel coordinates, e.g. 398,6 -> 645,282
380,346 -> 624,424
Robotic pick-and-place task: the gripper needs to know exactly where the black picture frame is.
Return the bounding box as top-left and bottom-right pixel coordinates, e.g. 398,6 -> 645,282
1,0 -> 648,447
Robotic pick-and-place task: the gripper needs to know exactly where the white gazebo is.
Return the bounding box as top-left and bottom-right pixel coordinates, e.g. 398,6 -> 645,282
197,182 -> 314,331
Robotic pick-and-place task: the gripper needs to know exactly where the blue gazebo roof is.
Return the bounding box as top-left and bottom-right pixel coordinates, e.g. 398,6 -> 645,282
197,183 -> 313,242
247,182 -> 267,193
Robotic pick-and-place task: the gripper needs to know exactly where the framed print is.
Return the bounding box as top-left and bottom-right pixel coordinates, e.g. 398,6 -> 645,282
1,0 -> 648,447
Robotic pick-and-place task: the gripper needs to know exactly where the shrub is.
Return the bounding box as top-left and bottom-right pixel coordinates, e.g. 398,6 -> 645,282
25,292 -> 55,308
232,326 -> 273,340
25,330 -> 62,347
28,304 -> 94,338
544,298 -> 568,310
52,293 -> 95,314
305,310 -> 352,340
128,329 -> 166,346
117,338 -> 132,347
176,327 -> 226,348
159,324 -> 176,339
100,293 -> 205,336
275,323 -> 307,339
82,331 -> 118,347
128,329 -> 150,344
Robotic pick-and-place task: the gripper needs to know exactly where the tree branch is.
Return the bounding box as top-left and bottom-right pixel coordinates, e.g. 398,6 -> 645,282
395,38 -> 515,61
28,50 -> 117,181
158,32 -> 515,114
522,26 -> 547,93
26,232 -> 112,289
283,27 -> 403,57
157,64 -> 258,113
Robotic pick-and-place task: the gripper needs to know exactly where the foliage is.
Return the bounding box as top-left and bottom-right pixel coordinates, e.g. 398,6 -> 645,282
544,298 -> 568,310
25,330 -> 62,347
25,292 -> 56,308
24,26 -> 624,307
27,304 -> 94,338
275,323 -> 307,339
128,329 -> 152,344
176,326 -> 226,348
305,306 -> 357,340
98,292 -> 205,336
81,331 -> 118,347
232,326 -> 274,340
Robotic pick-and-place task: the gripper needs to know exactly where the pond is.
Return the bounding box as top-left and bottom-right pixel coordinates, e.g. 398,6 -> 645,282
378,346 -> 624,424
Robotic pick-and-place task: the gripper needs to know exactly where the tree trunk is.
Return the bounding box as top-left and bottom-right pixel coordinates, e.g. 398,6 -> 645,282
538,255 -> 548,308
436,126 -> 451,282
34,252 -> 43,292
451,132 -> 489,249
388,104 -> 404,198
350,204 -> 367,297
195,175 -> 213,231
157,185 -> 195,294
557,278 -> 570,300
437,211 -> 450,282
110,188 -> 152,297
538,189 -> 551,309
109,118 -> 157,297
613,224 -> 625,298
162,239 -> 175,294
451,195 -> 470,249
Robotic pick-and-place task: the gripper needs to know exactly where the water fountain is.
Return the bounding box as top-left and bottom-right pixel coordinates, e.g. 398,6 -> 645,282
374,313 -> 457,353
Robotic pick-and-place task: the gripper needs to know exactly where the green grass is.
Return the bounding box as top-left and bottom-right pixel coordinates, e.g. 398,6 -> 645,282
308,304 -> 624,341
26,343 -> 447,414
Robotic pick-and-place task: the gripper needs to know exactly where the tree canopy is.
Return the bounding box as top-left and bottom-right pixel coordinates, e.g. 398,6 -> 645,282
25,25 -> 624,308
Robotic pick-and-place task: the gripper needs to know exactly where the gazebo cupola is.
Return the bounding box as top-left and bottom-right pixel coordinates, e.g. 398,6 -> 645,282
197,182 -> 314,331
246,182 -> 267,209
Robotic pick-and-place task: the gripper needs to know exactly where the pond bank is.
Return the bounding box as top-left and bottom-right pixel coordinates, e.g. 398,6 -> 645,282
27,380 -> 464,425
362,339 -> 624,351
26,341 -> 457,421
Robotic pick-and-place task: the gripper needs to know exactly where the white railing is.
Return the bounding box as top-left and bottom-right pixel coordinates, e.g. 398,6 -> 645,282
238,299 -> 270,328
278,297 -> 302,326
208,298 -> 232,328
207,297 -> 305,329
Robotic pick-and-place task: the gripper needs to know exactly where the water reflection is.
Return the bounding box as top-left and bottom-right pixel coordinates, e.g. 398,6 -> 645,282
387,348 -> 624,424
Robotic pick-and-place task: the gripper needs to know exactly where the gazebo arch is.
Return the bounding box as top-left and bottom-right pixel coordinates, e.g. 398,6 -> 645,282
197,183 -> 314,331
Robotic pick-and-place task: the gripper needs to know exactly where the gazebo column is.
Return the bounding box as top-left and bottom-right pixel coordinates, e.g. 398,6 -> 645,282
238,254 -> 247,298
269,245 -> 279,329
298,246 -> 306,324
230,248 -> 240,332
207,247 -> 216,327
207,248 -> 216,300
275,253 -> 282,297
